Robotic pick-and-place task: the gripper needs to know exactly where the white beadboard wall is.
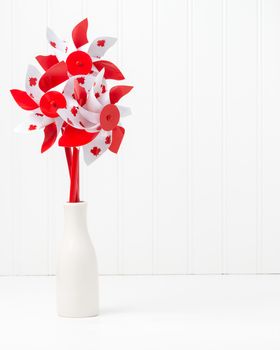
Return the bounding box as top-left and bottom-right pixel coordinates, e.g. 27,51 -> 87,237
1,0 -> 280,275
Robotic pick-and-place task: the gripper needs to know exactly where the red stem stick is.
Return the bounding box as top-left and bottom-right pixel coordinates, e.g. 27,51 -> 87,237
64,147 -> 72,176
69,147 -> 80,202
76,154 -> 80,202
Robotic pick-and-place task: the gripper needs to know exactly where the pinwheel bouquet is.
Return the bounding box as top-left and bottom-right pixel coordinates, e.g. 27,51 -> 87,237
10,19 -> 133,318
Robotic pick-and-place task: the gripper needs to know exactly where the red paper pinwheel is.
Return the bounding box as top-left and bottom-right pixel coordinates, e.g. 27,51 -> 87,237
10,18 -> 133,202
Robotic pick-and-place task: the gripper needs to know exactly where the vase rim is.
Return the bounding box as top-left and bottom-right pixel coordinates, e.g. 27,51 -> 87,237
65,201 -> 87,207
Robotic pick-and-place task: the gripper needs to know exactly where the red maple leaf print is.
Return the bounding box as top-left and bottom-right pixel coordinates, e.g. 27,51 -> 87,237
28,124 -> 37,131
72,93 -> 76,100
71,106 -> 78,116
50,41 -> 56,48
90,147 -> 101,156
35,113 -> 44,117
95,92 -> 100,98
77,77 -> 85,84
67,118 -> 73,125
29,93 -> 34,99
105,135 -> 111,144
29,77 -> 37,86
97,40 -> 105,47
101,84 -> 106,94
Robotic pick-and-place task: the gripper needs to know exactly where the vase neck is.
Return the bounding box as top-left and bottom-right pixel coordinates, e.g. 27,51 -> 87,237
64,202 -> 88,236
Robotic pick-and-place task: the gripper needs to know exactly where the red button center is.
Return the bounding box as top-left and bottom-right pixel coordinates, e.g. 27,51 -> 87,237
66,51 -> 92,75
40,91 -> 66,118
100,104 -> 120,131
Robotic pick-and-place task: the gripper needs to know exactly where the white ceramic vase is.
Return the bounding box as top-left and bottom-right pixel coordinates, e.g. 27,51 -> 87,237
56,201 -> 99,317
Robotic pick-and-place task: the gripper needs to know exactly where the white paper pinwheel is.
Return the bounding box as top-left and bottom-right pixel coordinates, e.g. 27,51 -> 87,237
58,68 -> 133,164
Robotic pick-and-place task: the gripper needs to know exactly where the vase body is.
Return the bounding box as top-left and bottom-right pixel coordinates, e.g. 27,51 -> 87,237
56,202 -> 99,317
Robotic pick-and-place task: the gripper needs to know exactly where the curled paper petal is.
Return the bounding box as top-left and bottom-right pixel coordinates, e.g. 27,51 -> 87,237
78,106 -> 100,124
78,74 -> 95,92
41,122 -> 57,153
63,74 -> 94,97
74,79 -> 87,106
93,60 -> 125,80
57,106 -> 98,130
88,37 -> 117,58
39,61 -> 69,92
94,68 -> 105,92
84,93 -> 103,113
10,89 -> 38,110
47,27 -> 68,53
98,90 -> 109,106
117,105 -> 132,117
25,65 -> 44,104
83,130 -> 112,165
14,109 -> 54,133
109,126 -> 125,153
110,85 -> 133,104
91,68 -> 108,104
36,55 -> 59,71
72,18 -> 88,49
59,124 -> 98,147
60,75 -> 100,129
63,74 -> 103,112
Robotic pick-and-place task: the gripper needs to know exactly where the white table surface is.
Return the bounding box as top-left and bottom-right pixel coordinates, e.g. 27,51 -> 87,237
0,275 -> 280,349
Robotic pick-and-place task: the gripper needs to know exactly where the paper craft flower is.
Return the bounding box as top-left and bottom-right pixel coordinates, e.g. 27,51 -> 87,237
10,62 -> 69,152
10,18 -> 133,202
58,68 -> 133,164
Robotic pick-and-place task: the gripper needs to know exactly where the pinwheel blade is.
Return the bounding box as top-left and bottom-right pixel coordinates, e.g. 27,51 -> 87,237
39,61 -> 69,93
116,105 -> 132,117
88,37 -> 117,58
25,65 -> 44,103
110,85 -> 133,104
36,55 -> 59,71
14,109 -> 54,133
41,123 -> 57,153
83,130 -> 112,165
47,27 -> 68,54
72,18 -> 88,49
93,60 -> 125,80
59,124 -> 98,147
10,89 -> 38,110
109,126 -> 125,153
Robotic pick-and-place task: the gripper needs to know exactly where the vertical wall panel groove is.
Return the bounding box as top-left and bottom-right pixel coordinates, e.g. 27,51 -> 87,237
152,0 -> 158,274
11,0 -> 20,275
221,0 -> 228,274
262,0 -> 280,273
10,0 -> 16,275
0,0 -> 15,275
192,0 -> 222,274
226,0 -> 258,273
256,0 -> 263,273
121,0 -> 154,274
187,0 -> 194,274
46,0 -> 51,275
117,0 -> 123,274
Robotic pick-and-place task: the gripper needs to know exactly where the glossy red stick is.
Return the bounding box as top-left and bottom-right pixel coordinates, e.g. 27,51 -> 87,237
64,147 -> 72,177
69,147 -> 79,202
76,155 -> 80,202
